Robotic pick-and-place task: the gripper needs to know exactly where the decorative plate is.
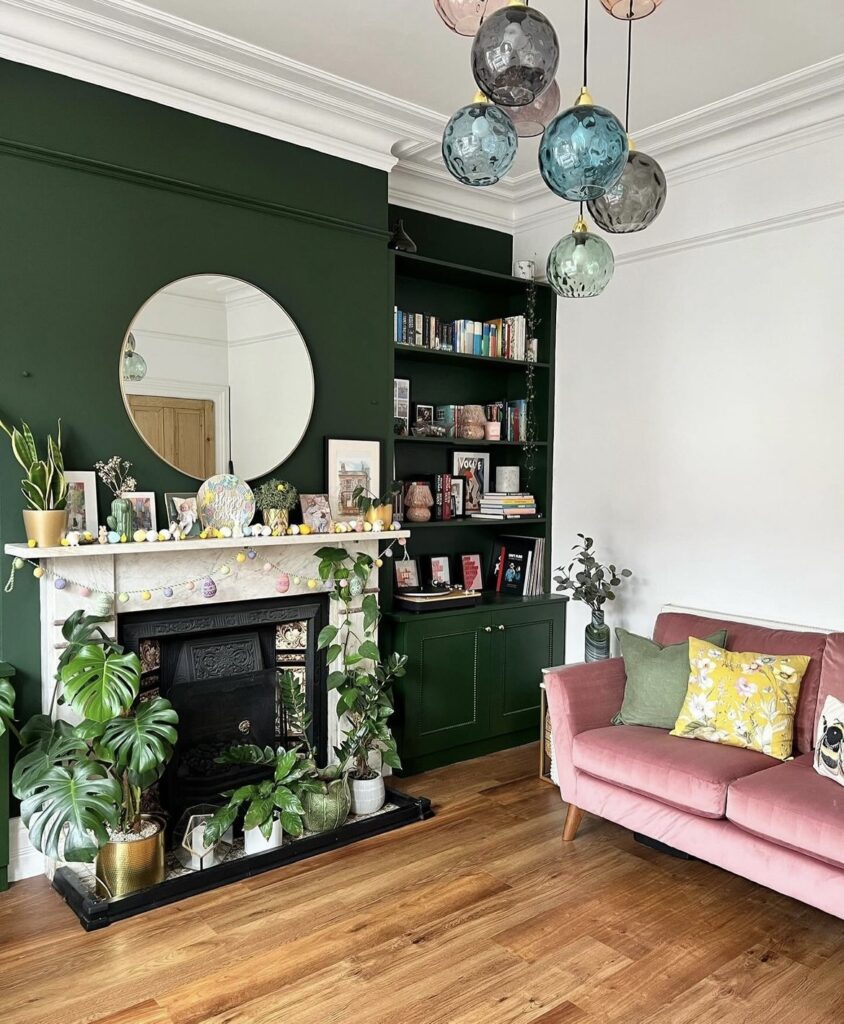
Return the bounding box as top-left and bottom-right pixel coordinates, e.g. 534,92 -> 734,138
197,474 -> 255,531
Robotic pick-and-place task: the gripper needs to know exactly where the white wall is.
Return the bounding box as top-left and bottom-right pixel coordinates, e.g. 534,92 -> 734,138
515,126 -> 844,657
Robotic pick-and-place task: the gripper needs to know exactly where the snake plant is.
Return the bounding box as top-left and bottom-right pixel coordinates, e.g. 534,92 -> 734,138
0,416 -> 67,511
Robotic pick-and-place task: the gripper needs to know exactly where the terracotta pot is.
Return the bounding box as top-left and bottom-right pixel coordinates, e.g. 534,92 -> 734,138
95,815 -> 165,899
22,509 -> 68,549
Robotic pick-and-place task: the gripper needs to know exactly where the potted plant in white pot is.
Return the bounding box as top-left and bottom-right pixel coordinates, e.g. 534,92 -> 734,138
254,478 -> 298,534
316,546 -> 405,815
0,415 -> 68,547
7,609 -> 178,897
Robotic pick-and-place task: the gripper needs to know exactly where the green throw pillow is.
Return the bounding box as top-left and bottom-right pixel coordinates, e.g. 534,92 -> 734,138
613,627 -> 728,729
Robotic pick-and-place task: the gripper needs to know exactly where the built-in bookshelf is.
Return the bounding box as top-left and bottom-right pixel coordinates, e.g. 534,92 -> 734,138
386,248 -> 557,607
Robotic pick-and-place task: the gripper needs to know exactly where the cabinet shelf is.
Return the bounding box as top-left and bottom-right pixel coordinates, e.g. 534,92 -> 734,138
394,436 -> 547,448
393,251 -> 549,293
407,517 -> 546,529
395,345 -> 549,371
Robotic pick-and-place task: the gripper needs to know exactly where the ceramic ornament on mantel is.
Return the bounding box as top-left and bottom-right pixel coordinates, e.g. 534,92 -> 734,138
197,474 -> 255,535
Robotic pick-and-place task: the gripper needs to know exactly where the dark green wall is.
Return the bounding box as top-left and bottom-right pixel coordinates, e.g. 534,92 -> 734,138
389,204 -> 512,274
0,59 -> 392,732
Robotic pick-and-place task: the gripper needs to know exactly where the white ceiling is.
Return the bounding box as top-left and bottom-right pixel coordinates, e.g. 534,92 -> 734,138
141,0 -> 844,132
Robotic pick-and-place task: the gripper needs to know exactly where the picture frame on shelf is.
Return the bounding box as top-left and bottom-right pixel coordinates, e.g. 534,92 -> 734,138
425,555 -> 451,587
394,558 -> 420,591
300,494 -> 332,533
461,553 -> 483,591
451,452 -> 490,514
64,471 -> 98,534
125,491 -> 156,533
394,378 -> 410,436
326,437 -> 380,522
450,476 -> 465,518
414,404 -> 434,427
165,492 -> 201,537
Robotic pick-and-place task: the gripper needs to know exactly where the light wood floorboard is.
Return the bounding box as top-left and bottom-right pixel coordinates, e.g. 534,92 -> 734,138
1,743 -> 842,1024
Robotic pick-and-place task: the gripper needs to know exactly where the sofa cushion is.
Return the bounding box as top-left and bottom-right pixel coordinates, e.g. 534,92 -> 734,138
654,612 -> 828,755
815,633 -> 844,736
571,725 -> 777,819
727,753 -> 844,869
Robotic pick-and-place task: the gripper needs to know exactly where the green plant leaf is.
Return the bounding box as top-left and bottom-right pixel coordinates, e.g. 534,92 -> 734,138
315,547 -> 348,563
358,640 -> 380,662
326,644 -> 342,665
203,803 -> 238,847
327,671 -> 347,691
362,594 -> 379,632
280,810 -> 304,838
0,679 -> 15,738
317,624 -> 338,651
20,761 -> 121,862
11,716 -> 89,799
94,697 -> 178,787
12,423 -> 38,472
60,645 -> 140,723
244,797 -> 274,832
215,744 -> 276,766
382,747 -> 402,770
272,786 -> 304,814
274,749 -> 299,782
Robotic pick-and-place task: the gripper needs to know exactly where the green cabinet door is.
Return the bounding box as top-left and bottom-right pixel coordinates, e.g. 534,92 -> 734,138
489,604 -> 564,736
395,612 -> 492,759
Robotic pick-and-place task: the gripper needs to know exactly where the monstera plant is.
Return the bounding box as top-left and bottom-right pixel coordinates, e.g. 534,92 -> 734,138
9,609 -> 178,865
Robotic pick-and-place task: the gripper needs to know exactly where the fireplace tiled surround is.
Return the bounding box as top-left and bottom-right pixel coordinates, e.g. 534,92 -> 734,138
8,534 -> 407,880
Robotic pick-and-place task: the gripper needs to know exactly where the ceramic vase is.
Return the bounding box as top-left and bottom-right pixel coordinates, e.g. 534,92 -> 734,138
585,608 -> 611,663
350,775 -> 386,815
107,496 -> 134,539
263,508 -> 289,532
301,778 -> 351,833
243,817 -> 284,855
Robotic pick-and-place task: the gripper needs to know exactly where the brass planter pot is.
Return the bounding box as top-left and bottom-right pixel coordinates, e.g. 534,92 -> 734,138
22,509 -> 67,548
263,508 -> 289,532
95,816 -> 166,900
364,504 -> 394,529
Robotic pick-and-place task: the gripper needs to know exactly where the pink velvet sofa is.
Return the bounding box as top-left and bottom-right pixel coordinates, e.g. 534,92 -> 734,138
544,610 -> 844,920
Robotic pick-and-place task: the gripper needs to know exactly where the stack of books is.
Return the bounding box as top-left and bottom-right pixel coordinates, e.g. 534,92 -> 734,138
394,309 -> 530,361
488,535 -> 546,596
504,399 -> 529,442
471,493 -> 538,520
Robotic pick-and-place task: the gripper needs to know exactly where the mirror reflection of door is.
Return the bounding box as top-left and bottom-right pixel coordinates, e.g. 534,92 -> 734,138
127,395 -> 215,480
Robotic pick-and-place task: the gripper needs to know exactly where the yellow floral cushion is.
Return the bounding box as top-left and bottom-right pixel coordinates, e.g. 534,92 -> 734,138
671,637 -> 810,760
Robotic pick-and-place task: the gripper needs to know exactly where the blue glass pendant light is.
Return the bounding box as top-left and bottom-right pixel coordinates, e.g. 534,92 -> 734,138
442,93 -> 518,186
538,0 -> 628,202
471,1 -> 560,107
588,19 -> 667,231
547,214 -> 614,298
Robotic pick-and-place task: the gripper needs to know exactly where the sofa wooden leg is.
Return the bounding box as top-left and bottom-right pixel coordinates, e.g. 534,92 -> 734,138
562,804 -> 584,842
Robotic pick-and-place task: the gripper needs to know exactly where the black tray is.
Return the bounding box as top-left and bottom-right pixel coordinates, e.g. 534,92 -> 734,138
52,789 -> 432,930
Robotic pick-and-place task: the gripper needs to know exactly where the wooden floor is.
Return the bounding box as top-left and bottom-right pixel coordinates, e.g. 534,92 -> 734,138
2,744 -> 844,1024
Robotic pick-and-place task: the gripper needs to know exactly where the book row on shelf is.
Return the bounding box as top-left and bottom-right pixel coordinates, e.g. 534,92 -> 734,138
394,386 -> 532,443
489,535 -> 546,597
394,308 -> 537,362
393,537 -> 544,598
393,473 -> 539,524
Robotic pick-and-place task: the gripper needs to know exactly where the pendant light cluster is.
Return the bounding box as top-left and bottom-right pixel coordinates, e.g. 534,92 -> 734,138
437,0 -> 667,298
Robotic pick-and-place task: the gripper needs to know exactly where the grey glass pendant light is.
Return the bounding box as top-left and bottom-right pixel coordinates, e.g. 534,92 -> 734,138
471,1 -> 560,107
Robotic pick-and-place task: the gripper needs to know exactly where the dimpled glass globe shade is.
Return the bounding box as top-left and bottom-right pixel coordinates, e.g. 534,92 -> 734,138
442,99 -> 518,186
587,149 -> 667,232
546,221 -> 614,298
471,3 -> 560,107
500,80 -> 560,138
600,0 -> 664,20
539,94 -> 629,201
434,0 -> 509,36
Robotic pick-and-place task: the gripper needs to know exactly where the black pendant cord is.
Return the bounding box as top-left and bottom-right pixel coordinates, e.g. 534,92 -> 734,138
582,0 -> 590,88
625,12 -> 633,132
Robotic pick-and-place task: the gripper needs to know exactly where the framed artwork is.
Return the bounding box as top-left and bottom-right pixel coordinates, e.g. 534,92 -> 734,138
450,476 -> 465,518
326,438 -> 380,521
451,452 -> 490,513
394,558 -> 420,591
125,492 -> 157,533
64,471 -> 98,534
415,404 -> 434,426
300,493 -> 332,533
461,553 -> 483,591
165,491 -> 201,537
394,378 -> 410,436
426,555 -> 451,586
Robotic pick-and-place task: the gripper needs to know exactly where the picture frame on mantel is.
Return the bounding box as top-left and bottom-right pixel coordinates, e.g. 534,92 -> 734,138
326,437 -> 381,522
64,471 -> 98,534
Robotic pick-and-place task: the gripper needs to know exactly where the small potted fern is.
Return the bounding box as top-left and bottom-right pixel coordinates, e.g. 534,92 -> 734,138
254,478 -> 298,533
0,416 -> 68,547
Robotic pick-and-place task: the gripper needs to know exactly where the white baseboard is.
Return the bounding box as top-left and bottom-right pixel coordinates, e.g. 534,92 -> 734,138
8,817 -> 44,883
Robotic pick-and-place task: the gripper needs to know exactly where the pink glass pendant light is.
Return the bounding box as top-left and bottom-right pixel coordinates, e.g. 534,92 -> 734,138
434,0 -> 509,37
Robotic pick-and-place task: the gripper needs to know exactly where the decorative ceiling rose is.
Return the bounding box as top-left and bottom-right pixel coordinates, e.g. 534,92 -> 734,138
499,79 -> 560,138
433,0 -> 509,37
471,1 -> 560,107
441,93 -> 518,186
600,0 -> 663,20
588,146 -> 667,232
539,88 -> 628,201
546,215 -> 615,299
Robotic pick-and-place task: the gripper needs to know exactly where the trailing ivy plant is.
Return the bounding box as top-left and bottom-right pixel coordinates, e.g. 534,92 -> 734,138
10,609 -> 178,860
523,280 -> 540,491
553,535 -> 633,611
315,546 -> 405,780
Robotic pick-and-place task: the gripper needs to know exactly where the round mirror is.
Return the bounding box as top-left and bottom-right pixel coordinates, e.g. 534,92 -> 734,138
120,275 -> 314,481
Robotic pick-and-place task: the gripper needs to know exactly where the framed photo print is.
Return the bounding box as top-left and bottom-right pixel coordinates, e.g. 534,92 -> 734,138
300,494 -> 332,533
451,452 -> 490,514
414,403 -> 434,427
125,492 -> 157,533
394,558 -> 420,591
165,491 -> 201,537
450,476 -> 465,518
326,438 -> 380,521
64,471 -> 98,534
461,553 -> 483,591
394,378 -> 410,436
425,555 -> 451,586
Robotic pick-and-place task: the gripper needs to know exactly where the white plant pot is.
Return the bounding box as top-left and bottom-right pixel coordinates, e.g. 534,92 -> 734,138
243,818 -> 284,855
350,775 -> 386,816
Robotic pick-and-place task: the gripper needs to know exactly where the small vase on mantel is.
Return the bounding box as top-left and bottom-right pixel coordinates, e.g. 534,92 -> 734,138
107,496 -> 134,539
585,608 -> 610,663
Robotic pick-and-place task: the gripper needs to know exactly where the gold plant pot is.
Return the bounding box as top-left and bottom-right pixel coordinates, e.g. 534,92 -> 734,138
263,508 -> 289,532
364,504 -> 394,528
22,509 -> 68,548
95,816 -> 166,900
